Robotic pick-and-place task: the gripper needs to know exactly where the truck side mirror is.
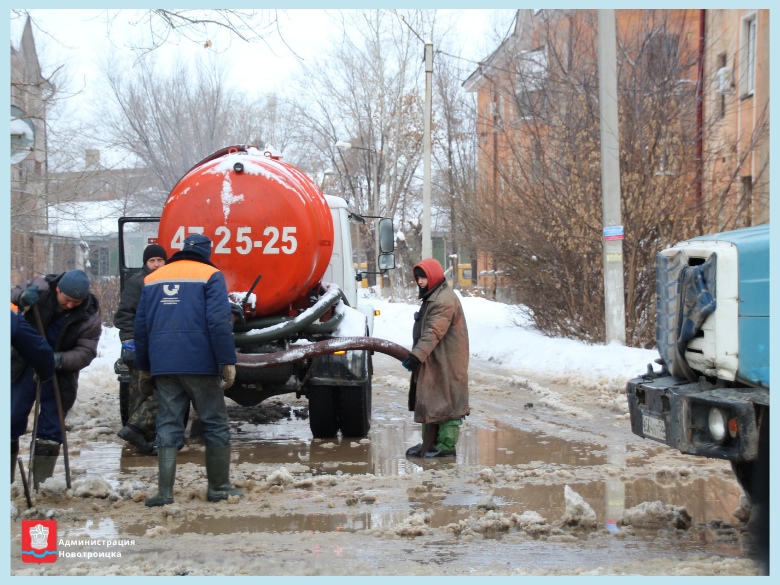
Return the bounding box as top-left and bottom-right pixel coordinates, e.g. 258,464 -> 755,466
378,253 -> 395,270
378,218 -> 394,254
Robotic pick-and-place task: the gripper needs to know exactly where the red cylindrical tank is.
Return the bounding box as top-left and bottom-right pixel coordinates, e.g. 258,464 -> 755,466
157,147 -> 334,316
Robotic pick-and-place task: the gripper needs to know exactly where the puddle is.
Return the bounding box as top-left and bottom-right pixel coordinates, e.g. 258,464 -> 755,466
103,473 -> 743,546
230,416 -> 606,474
119,510 -> 415,537
84,416 -> 605,481
69,411 -> 742,549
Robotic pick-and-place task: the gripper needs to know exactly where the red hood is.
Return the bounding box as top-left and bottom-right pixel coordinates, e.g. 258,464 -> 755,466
414,258 -> 445,290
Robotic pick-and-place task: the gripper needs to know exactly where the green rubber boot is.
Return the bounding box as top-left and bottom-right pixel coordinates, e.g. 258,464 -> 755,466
434,419 -> 462,455
205,445 -> 242,502
32,440 -> 60,490
145,448 -> 177,507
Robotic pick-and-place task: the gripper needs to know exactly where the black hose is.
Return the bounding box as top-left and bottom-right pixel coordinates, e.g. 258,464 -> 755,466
236,336 -> 409,369
233,283 -> 343,346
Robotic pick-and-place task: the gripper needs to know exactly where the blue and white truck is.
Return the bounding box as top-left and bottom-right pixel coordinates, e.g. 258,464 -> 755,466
626,225 -> 769,513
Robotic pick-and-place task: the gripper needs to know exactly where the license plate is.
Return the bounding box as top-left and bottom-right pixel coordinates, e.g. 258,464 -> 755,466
642,414 -> 666,441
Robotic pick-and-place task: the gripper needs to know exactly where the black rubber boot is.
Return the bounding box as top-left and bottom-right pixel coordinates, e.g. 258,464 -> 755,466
405,443 -> 423,457
32,439 -> 60,490
118,424 -> 155,455
145,447 -> 177,507
406,424 -> 440,458
11,438 -> 19,484
205,445 -> 242,502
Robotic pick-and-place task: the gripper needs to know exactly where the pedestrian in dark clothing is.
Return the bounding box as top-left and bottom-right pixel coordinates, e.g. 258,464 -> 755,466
11,308 -> 55,382
135,234 -> 240,506
10,270 -> 102,488
10,308 -> 56,483
402,258 -> 470,458
113,243 -> 167,454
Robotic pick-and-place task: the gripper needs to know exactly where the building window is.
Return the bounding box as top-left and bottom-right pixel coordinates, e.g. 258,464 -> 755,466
643,34 -> 680,86
89,246 -> 111,278
514,47 -> 547,120
741,14 -> 757,97
717,53 -> 728,118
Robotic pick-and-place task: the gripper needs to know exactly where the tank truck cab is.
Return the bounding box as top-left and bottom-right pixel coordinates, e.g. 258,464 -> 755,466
322,194 -> 395,337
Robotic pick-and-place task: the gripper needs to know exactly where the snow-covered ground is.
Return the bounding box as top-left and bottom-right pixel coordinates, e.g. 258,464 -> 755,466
87,287 -> 659,398
12,289 -> 758,576
369,289 -> 659,384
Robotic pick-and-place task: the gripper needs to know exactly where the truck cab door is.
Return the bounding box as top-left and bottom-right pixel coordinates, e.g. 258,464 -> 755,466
118,217 -> 161,292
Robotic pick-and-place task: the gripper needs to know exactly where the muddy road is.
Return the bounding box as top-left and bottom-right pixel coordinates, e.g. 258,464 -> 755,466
10,353 -> 761,575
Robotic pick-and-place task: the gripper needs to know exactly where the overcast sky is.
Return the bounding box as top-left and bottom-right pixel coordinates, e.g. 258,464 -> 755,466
11,9 -> 515,100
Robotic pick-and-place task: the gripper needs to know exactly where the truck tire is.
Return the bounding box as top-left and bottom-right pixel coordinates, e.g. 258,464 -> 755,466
308,386 -> 339,438
119,381 -> 130,426
733,413 -> 769,574
337,378 -> 372,437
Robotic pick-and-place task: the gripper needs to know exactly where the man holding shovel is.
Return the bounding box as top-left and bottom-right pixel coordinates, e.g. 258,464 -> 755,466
11,270 -> 102,489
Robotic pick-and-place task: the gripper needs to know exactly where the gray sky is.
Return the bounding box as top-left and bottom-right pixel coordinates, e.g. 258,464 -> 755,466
12,9 -> 514,99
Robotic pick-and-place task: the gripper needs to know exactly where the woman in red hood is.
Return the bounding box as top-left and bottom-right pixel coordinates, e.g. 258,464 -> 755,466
402,258 -> 470,457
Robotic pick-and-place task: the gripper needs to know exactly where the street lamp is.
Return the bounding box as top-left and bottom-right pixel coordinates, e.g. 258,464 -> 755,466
336,140 -> 381,293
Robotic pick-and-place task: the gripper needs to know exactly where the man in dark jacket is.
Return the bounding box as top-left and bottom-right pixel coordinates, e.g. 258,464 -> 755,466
113,243 -> 167,454
135,234 -> 239,506
11,270 -> 102,488
10,308 -> 56,483
402,258 -> 470,458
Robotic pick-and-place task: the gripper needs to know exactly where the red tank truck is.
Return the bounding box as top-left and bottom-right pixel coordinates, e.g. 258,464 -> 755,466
115,146 -> 407,438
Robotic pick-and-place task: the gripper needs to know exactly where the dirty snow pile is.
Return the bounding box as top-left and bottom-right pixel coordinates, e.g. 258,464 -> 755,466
369,290 -> 658,393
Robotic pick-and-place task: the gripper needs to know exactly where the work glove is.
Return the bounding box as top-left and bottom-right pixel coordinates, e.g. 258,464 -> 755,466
401,353 -> 421,372
53,352 -> 63,370
221,364 -> 236,391
121,340 -> 136,367
18,285 -> 40,309
138,370 -> 155,397
228,302 -> 245,325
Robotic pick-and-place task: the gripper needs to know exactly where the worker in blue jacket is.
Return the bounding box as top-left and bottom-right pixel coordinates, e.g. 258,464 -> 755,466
10,308 -> 56,483
134,233 -> 239,506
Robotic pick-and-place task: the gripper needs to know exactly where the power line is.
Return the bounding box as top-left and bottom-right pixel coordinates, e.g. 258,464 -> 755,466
390,9 -> 426,45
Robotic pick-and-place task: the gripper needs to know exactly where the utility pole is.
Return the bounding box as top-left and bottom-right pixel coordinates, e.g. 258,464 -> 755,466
422,43 -> 433,259
597,9 -> 627,344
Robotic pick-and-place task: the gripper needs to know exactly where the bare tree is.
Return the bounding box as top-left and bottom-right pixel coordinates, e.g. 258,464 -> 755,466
465,10 -> 767,347
431,42 -> 480,289
285,10 -> 429,284
95,53 -> 280,193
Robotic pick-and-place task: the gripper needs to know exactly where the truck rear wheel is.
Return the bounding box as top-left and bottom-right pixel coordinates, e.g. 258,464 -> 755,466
308,386 -> 339,438
337,378 -> 372,437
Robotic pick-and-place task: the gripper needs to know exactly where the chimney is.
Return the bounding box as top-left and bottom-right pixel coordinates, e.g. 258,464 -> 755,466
85,149 -> 100,169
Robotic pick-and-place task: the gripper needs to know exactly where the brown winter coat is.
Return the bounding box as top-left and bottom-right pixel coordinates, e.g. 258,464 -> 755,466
408,258 -> 470,424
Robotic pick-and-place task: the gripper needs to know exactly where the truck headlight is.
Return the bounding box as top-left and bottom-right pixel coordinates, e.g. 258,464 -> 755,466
708,408 -> 729,443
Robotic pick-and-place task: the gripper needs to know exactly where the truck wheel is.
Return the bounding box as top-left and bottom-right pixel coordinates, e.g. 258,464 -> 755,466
733,413 -> 769,574
308,386 -> 339,438
119,381 -> 130,426
337,377 -> 372,438
731,460 -> 758,503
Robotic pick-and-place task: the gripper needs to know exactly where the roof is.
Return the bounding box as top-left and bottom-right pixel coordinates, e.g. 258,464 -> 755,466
44,199 -> 130,238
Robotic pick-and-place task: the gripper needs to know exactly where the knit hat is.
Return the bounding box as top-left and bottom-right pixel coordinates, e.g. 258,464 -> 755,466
183,233 -> 212,261
58,270 -> 90,300
143,243 -> 168,265
413,266 -> 427,279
